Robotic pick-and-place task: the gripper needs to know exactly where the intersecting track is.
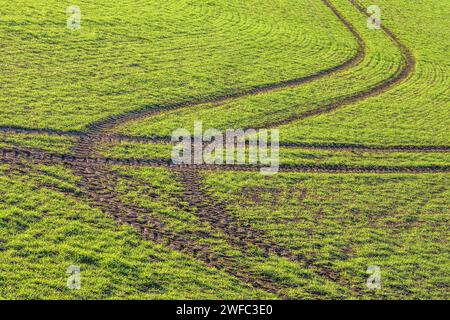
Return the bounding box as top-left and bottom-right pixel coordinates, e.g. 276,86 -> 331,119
0,0 -> 447,298
67,0 -> 420,298
67,0 -> 371,297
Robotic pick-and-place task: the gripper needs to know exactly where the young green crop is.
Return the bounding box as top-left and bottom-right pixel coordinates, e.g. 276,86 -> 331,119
280,0 -> 450,147
203,171 -> 450,299
110,165 -> 355,299
0,162 -> 272,299
116,0 -> 403,139
0,132 -> 76,154
0,0 -> 356,131
0,0 -> 448,301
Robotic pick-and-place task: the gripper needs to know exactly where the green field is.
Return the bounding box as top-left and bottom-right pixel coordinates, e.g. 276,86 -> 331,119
0,0 -> 448,300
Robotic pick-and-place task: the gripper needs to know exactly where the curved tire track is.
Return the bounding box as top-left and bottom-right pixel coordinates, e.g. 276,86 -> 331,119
261,0 -> 416,129
67,0 -> 420,297
62,0 -> 371,297
160,0 -> 418,297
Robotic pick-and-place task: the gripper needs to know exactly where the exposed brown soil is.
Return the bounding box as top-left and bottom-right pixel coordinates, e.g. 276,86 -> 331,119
92,134 -> 450,153
1,147 -> 448,174
0,126 -> 84,137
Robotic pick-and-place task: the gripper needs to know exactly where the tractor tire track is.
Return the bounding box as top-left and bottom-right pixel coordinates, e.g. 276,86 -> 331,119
71,0 -> 365,159
261,0 -> 416,129
160,0 -> 419,297
63,0 -> 370,296
73,161 -> 293,297
0,156 -> 288,297
1,147 -> 448,174
175,168 -> 362,295
97,134 -> 450,153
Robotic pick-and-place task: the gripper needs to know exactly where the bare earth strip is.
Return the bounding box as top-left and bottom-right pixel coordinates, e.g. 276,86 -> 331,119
1,148 -> 449,174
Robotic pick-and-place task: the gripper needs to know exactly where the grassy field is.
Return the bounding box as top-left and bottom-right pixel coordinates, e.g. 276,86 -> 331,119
0,0 -> 357,131
203,171 -> 449,299
0,0 -> 448,300
0,131 -> 77,154
0,162 -> 273,299
280,0 -> 450,147
115,0 -> 449,148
